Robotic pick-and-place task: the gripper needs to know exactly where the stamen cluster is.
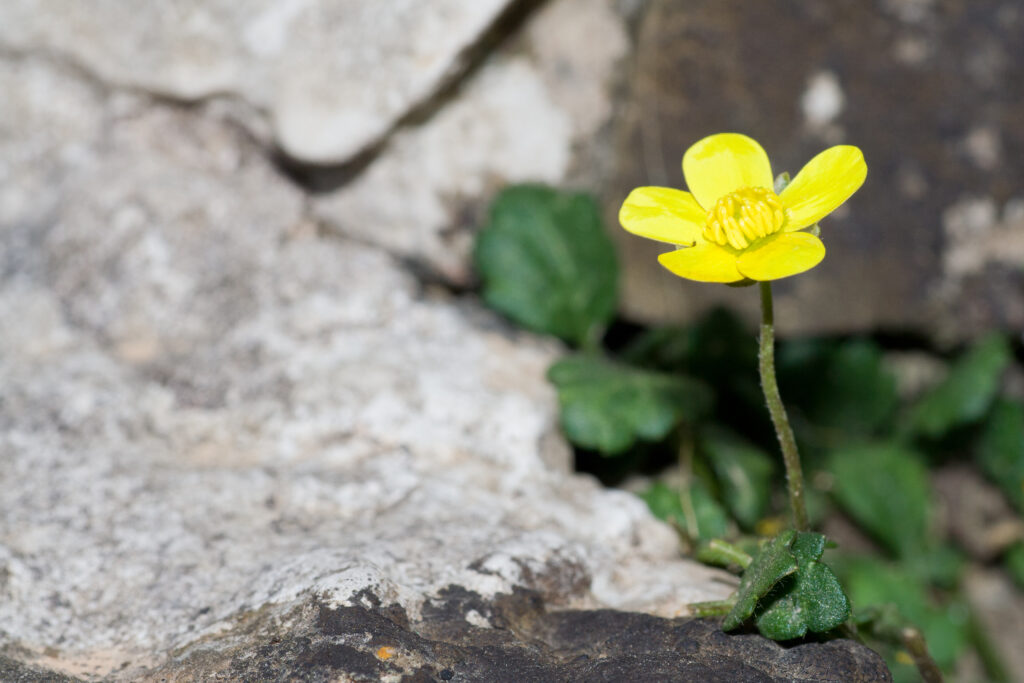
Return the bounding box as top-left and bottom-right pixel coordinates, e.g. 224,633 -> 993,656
703,187 -> 787,250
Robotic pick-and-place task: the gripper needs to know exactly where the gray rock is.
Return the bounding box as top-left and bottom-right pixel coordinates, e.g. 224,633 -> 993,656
0,99 -> 731,679
0,57 -> 105,251
313,0 -> 631,285
609,0 -> 1024,339
0,0 -> 515,163
142,591 -> 891,682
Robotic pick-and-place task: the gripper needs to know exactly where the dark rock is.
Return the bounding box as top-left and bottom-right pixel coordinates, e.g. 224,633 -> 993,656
0,654 -> 82,683
129,588 -> 890,682
610,0 -> 1024,340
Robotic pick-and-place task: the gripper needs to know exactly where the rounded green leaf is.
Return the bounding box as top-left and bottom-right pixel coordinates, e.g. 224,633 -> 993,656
828,443 -> 932,558
908,333 -> 1011,439
754,532 -> 850,639
474,185 -> 618,347
723,531 -> 798,631
547,355 -> 711,455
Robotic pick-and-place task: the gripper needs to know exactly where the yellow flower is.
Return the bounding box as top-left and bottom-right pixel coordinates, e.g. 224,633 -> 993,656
619,133 -> 867,283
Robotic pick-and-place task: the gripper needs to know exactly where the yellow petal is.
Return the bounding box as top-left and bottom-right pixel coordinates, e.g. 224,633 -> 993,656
736,232 -> 825,281
682,133 -> 774,210
658,243 -> 743,283
619,187 -> 706,245
780,145 -> 867,231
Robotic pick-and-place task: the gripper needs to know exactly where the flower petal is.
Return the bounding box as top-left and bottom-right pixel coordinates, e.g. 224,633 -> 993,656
619,187 -> 706,245
682,133 -> 774,209
736,232 -> 825,281
658,243 -> 743,283
780,145 -> 867,231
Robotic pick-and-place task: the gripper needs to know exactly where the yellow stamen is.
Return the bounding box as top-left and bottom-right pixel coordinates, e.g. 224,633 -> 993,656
703,187 -> 787,249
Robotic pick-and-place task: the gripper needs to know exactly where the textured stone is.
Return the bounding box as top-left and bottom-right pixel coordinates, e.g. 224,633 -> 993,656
610,0 -> 1024,339
0,57 -> 105,243
313,0 -> 631,284
312,57 -> 573,283
0,0 -> 514,163
144,594 -> 891,682
0,100 -> 731,679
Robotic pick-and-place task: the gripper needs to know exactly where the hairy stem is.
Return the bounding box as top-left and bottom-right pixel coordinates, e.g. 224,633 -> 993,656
758,282 -> 809,531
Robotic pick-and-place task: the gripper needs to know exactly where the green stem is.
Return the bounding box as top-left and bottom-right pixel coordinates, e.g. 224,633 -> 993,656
688,599 -> 736,618
758,282 -> 809,531
703,539 -> 753,569
676,424 -> 700,541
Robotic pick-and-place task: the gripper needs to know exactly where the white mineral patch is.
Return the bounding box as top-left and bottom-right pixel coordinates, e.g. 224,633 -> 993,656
801,70 -> 845,129
963,125 -> 1002,171
881,0 -> 935,24
942,196 -> 1024,278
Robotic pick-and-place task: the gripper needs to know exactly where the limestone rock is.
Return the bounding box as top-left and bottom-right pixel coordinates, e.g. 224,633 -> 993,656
0,99 -> 731,679
0,0 -> 515,163
312,0 -> 631,284
0,57 -> 105,244
2,0 -> 633,285
610,0 -> 1024,339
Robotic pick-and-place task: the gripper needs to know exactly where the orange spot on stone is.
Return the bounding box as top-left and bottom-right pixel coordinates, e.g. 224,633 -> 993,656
376,646 -> 396,661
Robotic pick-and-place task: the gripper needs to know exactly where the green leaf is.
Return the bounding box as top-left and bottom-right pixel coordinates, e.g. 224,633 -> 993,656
778,339 -> 897,439
907,333 -> 1011,439
474,185 -> 618,347
834,555 -> 969,671
828,443 -> 932,558
547,355 -> 711,454
977,398 -> 1024,513
639,481 -> 730,541
723,531 -> 798,631
702,430 -> 775,530
754,532 -> 851,639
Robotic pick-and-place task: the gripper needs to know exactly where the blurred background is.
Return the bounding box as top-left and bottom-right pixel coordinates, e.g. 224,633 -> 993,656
612,0 -> 1024,341
6,0 -> 1021,341
2,0 -> 1023,681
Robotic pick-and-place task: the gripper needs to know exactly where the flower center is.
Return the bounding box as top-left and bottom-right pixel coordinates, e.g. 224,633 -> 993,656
702,186 -> 787,250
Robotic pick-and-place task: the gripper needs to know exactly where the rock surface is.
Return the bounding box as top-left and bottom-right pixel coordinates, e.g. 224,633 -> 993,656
146,593 -> 890,682
0,0 -> 516,163
610,0 -> 1024,339
1,61 -> 753,681
312,0 -> 631,284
